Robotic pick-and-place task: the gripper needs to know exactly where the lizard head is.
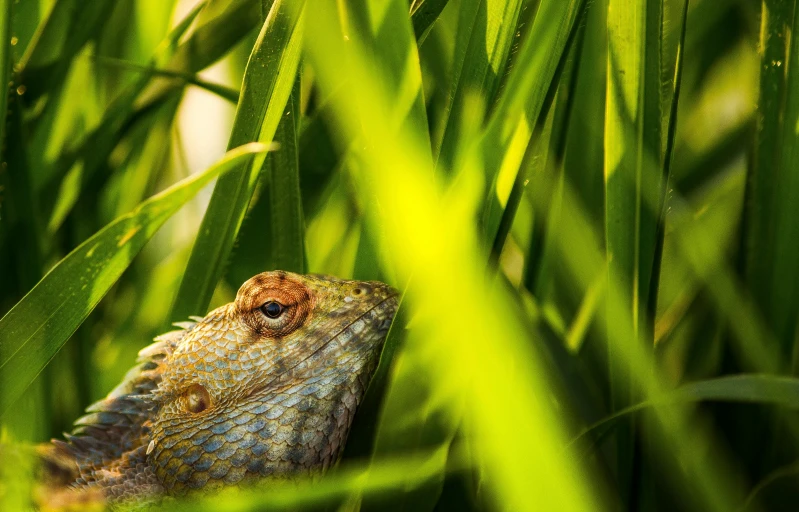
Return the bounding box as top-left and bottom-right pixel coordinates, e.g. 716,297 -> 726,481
144,271 -> 399,492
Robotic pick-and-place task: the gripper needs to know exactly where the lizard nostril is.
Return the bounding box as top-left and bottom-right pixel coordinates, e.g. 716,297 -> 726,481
352,287 -> 365,297
185,384 -> 211,414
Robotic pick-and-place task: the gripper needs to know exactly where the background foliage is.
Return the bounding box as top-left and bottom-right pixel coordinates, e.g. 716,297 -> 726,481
0,0 -> 797,510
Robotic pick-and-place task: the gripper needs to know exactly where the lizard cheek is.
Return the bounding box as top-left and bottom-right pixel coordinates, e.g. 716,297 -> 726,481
185,384 -> 211,414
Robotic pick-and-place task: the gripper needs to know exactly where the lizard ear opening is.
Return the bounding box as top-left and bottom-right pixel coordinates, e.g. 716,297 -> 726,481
184,384 -> 211,414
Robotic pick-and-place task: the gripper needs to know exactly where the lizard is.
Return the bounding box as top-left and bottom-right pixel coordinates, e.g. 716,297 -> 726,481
28,270 -> 399,508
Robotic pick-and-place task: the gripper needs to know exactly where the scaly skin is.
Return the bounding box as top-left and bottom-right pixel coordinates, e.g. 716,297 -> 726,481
40,271 -> 398,506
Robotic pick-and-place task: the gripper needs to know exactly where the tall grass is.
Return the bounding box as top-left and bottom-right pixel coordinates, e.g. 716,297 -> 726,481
1,0 -> 797,510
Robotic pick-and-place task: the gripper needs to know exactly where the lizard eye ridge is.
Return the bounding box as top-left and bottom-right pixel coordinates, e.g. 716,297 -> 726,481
260,301 -> 284,318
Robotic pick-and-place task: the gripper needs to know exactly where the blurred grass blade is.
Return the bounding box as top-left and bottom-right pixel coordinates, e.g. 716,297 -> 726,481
171,0 -> 305,321
40,0 -> 258,204
169,449 -> 452,511
135,0 -> 261,110
323,0 -> 435,481
36,1 -> 207,222
303,1 -> 600,508
0,0 -> 9,149
17,0 -> 117,100
575,374 -> 799,449
265,79 -> 305,272
171,0 -> 259,69
0,0 -> 12,201
323,0 -> 434,472
0,143 -> 269,415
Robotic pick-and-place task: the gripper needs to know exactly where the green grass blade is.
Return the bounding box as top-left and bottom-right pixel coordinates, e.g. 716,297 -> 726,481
745,0 -> 799,364
603,0 -> 663,503
0,2 -> 41,306
265,79 -> 305,273
736,0 -> 799,481
561,0 -> 606,222
170,0 -> 259,69
604,0 -> 663,336
0,143 -> 269,415
93,55 -> 240,104
170,0 -> 305,322
313,2 -> 437,502
647,0 -> 689,341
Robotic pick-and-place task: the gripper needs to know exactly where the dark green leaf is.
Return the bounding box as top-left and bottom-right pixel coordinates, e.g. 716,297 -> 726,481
0,144 -> 269,415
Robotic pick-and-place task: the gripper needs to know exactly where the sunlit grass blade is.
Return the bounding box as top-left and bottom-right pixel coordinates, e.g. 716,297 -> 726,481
489,3 -> 587,269
479,0 -> 586,247
433,0 -> 525,169
171,0 -> 305,321
0,143 -> 269,416
302,2 -> 600,509
311,1 -> 440,504
604,0 -> 663,338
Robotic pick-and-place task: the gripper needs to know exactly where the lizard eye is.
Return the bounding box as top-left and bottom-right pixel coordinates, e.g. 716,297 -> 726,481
260,301 -> 284,318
